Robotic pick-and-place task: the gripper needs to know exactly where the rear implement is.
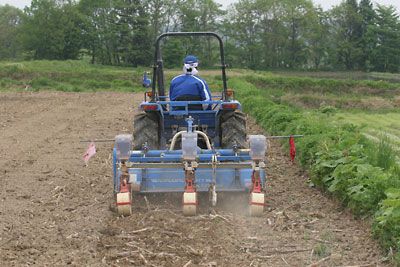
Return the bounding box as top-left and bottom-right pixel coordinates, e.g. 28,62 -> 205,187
113,117 -> 267,216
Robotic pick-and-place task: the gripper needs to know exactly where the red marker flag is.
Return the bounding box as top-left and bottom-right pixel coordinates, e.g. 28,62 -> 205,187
83,142 -> 96,164
289,136 -> 296,162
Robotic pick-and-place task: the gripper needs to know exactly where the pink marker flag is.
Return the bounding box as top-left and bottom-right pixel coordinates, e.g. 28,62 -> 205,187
83,142 -> 96,164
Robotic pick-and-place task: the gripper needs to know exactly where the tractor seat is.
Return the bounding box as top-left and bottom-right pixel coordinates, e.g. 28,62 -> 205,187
174,95 -> 203,110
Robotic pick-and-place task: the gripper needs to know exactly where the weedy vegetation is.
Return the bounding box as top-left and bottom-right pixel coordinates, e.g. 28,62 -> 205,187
231,75 -> 400,264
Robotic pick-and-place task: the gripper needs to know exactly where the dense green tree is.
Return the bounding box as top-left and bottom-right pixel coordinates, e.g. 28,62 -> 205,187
330,0 -> 362,70
147,0 -> 177,39
158,0 -> 224,67
78,0 -> 112,64
257,0 -> 286,69
78,0 -> 151,66
226,0 -> 326,69
61,3 -> 85,59
20,0 -> 83,60
0,5 -> 23,59
115,0 -> 151,66
20,0 -> 63,59
370,5 -> 400,72
283,0 -> 315,68
306,7 -> 331,69
359,0 -> 376,70
197,0 -> 225,66
224,0 -> 262,69
1,0 -> 400,73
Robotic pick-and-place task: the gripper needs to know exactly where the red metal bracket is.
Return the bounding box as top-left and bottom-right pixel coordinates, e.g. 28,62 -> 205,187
120,178 -> 130,193
251,171 -> 262,193
184,170 -> 196,193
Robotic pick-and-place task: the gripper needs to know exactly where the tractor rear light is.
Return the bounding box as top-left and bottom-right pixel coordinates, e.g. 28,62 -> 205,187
222,103 -> 238,110
142,104 -> 158,111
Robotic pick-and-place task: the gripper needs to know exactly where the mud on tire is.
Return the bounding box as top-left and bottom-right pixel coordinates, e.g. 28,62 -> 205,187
220,110 -> 247,148
133,112 -> 159,149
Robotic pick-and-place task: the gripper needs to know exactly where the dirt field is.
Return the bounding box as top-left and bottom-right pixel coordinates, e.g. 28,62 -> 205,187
0,92 -> 389,266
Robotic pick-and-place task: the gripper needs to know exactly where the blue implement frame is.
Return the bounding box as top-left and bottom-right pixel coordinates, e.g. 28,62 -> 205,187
113,147 -> 266,194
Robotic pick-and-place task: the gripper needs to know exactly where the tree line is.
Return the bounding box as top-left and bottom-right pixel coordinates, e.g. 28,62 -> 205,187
1,0 -> 399,72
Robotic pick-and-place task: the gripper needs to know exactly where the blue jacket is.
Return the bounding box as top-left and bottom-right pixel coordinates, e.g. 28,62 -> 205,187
169,74 -> 211,101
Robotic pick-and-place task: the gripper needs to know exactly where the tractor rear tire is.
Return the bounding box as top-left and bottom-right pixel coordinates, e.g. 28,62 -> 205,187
133,112 -> 159,150
220,110 -> 248,149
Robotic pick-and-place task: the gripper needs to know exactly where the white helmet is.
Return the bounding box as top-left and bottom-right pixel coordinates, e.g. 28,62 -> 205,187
183,55 -> 199,75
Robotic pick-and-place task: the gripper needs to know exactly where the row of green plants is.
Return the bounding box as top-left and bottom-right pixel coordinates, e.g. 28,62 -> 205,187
0,60 -> 228,92
0,60 -> 144,92
231,77 -> 400,264
248,73 -> 400,95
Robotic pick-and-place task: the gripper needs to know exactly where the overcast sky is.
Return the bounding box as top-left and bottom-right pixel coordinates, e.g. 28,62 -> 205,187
1,0 -> 399,12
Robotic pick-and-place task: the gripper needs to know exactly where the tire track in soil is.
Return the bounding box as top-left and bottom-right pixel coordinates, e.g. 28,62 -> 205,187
0,92 -> 389,267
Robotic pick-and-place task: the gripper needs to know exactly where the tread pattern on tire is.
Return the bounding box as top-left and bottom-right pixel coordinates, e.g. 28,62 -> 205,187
220,110 -> 248,149
133,112 -> 159,149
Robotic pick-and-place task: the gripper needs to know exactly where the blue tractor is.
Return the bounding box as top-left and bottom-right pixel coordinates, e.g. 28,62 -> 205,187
113,32 -> 267,216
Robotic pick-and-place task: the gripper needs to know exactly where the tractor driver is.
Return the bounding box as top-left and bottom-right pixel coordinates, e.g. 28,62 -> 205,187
169,55 -> 212,109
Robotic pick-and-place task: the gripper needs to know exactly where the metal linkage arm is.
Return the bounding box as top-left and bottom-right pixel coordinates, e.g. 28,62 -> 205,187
169,130 -> 212,150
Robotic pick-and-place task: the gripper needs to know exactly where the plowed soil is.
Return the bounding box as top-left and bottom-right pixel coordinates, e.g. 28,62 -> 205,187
0,92 -> 389,266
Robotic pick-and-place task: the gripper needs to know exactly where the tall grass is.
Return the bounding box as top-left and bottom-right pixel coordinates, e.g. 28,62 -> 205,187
366,136 -> 398,171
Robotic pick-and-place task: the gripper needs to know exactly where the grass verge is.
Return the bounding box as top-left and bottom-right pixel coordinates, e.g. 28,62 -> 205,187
0,60 -> 145,92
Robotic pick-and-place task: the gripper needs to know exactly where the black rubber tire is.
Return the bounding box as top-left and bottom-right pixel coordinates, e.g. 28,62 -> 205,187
133,112 -> 159,149
220,110 -> 248,148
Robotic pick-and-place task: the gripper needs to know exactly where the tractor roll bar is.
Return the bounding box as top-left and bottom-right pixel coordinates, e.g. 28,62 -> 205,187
152,32 -> 228,101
